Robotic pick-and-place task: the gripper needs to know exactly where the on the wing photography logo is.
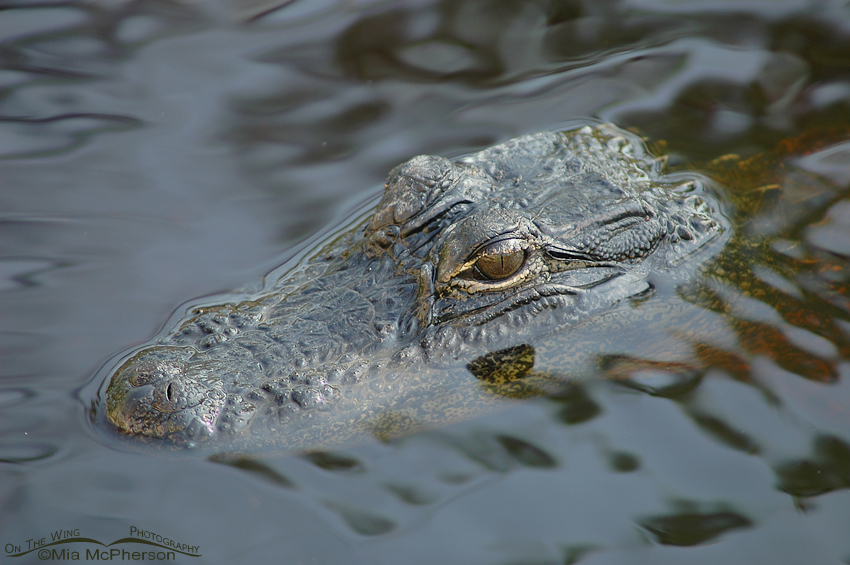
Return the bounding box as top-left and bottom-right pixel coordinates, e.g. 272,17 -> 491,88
4,527 -> 200,561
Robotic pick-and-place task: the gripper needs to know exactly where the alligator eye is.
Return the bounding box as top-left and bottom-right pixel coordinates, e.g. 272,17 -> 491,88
473,249 -> 525,280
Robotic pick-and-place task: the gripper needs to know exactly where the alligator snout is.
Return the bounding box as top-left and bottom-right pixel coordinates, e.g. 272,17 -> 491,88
105,347 -> 226,444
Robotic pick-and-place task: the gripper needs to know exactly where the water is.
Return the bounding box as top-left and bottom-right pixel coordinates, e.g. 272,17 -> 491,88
2,0 -> 850,562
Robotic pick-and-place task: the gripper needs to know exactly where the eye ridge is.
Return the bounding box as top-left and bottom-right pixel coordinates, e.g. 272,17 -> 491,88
472,249 -> 526,281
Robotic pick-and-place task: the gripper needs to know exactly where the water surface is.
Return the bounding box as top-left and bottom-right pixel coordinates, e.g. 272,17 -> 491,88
3,0 -> 850,563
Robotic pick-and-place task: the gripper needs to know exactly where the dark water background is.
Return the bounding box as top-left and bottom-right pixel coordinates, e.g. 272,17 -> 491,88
3,0 -> 850,562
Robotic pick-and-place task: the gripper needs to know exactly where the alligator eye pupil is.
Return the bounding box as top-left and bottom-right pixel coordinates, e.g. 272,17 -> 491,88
474,250 -> 524,280
165,383 -> 173,401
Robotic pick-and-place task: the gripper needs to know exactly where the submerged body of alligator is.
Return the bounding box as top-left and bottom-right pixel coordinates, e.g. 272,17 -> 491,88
97,125 -> 729,454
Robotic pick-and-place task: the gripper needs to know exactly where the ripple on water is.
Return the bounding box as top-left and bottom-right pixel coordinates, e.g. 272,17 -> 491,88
0,442 -> 58,464
0,388 -> 34,407
3,0 -> 850,562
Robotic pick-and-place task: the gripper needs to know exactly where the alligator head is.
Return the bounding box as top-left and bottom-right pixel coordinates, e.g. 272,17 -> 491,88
98,125 -> 727,454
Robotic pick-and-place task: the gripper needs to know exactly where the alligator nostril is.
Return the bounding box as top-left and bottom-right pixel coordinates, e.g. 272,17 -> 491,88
165,382 -> 173,402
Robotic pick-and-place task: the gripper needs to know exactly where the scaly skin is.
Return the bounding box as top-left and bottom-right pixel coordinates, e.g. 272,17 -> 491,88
99,124 -> 729,455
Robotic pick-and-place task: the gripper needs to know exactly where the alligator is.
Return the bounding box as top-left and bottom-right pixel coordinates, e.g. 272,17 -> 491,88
96,124 -> 729,455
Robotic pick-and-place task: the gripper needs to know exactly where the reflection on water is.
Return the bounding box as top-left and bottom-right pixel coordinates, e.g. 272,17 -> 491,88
2,0 -> 850,562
